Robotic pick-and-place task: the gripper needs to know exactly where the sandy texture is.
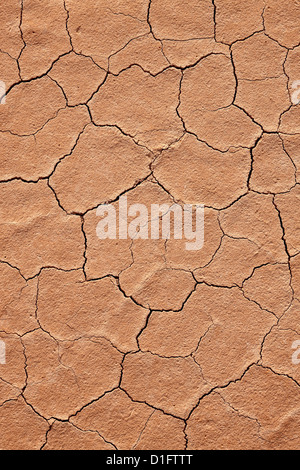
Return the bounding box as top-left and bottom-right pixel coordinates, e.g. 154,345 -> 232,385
0,0 -> 300,451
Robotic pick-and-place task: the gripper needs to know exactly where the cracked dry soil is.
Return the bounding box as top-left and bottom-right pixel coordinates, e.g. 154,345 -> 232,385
0,0 -> 300,451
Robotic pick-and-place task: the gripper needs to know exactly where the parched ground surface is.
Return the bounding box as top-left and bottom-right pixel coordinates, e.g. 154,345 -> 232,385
0,0 -> 300,451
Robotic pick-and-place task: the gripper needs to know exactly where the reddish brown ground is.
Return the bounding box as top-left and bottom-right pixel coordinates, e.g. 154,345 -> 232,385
0,0 -> 300,450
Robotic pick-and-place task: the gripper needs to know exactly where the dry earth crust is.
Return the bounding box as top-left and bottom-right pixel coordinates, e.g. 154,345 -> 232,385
0,0 -> 300,450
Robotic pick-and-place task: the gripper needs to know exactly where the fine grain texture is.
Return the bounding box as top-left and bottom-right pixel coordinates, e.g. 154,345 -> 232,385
0,0 -> 300,451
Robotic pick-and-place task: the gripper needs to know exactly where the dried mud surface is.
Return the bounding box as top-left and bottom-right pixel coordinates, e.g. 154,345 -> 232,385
1,0 -> 300,451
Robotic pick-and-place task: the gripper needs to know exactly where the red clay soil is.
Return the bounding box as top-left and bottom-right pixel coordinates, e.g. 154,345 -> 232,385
0,0 -> 300,450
